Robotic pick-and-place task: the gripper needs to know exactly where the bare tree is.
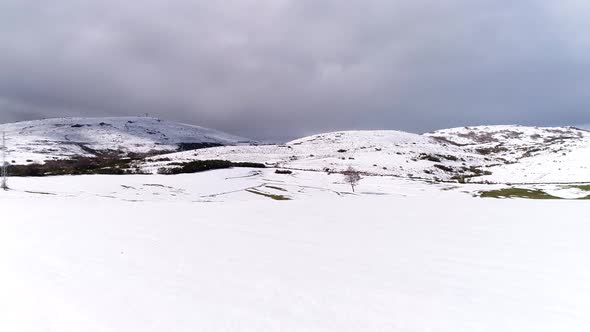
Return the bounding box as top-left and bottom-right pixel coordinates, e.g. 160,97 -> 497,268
343,166 -> 361,192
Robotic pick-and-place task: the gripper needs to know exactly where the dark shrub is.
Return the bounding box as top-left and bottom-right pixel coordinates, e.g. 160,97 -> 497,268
177,142 -> 223,151
9,156 -> 135,177
10,163 -> 44,176
418,153 -> 441,163
433,164 -> 454,172
232,162 -> 266,168
179,160 -> 232,173
442,155 -> 459,161
161,160 -> 266,175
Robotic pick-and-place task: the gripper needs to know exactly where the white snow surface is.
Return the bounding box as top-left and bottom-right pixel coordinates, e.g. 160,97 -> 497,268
0,117 -> 251,164
1,170 -> 590,331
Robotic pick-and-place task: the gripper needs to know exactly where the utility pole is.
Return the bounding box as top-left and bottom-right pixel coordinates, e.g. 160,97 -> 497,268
1,132 -> 7,190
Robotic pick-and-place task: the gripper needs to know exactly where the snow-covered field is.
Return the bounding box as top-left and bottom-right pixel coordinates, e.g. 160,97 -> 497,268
2,168 -> 458,202
2,170 -> 590,331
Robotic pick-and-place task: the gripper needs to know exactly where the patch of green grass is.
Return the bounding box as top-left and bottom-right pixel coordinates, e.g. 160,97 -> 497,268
479,188 -> 562,200
568,184 -> 590,192
246,188 -> 290,201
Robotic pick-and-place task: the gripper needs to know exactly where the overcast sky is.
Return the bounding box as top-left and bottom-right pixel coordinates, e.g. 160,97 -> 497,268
1,0 -> 589,139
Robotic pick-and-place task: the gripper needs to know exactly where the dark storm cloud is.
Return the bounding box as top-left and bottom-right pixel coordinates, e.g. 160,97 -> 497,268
1,0 -> 589,139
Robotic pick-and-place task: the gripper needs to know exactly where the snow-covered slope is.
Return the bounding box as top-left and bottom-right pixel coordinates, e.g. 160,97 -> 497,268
143,130 -> 485,180
427,125 -> 589,162
427,125 -> 590,183
143,125 -> 590,184
0,117 -> 252,164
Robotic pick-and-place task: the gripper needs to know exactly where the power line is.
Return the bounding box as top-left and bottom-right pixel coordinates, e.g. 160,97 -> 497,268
1,132 -> 7,190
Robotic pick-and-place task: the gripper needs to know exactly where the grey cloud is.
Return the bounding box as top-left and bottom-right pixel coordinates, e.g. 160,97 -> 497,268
1,0 -> 589,140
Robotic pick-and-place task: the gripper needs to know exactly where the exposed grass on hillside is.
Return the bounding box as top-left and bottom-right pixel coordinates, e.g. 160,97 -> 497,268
568,184 -> 590,192
564,185 -> 590,199
480,187 -> 590,200
480,188 -> 562,200
246,189 -> 291,201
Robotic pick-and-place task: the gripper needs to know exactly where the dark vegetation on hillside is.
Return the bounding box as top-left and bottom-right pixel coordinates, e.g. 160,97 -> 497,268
451,166 -> 493,183
176,143 -> 224,151
9,157 -> 139,176
8,156 -> 265,177
418,153 -> 461,163
74,141 -> 225,158
5,135 -> 244,177
157,160 -> 266,175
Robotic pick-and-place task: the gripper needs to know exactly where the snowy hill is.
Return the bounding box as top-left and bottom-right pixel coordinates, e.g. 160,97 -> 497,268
1,117 -> 587,184
144,130 -> 478,179
0,117 -> 252,164
144,125 -> 590,184
427,125 -> 590,183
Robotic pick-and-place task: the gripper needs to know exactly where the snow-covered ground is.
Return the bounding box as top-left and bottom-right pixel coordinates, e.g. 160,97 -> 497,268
1,170 -> 590,331
1,169 -> 462,202
0,117 -> 252,164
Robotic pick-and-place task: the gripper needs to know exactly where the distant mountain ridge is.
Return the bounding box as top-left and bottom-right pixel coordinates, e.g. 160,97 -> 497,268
0,117 -> 253,164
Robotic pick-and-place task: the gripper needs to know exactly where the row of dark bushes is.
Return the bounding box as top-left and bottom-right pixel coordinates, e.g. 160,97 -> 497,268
158,160 -> 266,175
8,157 -> 137,177
7,157 -> 267,177
177,142 -> 223,151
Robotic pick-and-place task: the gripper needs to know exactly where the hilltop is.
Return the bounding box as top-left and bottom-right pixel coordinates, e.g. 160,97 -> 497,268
0,117 -> 252,164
